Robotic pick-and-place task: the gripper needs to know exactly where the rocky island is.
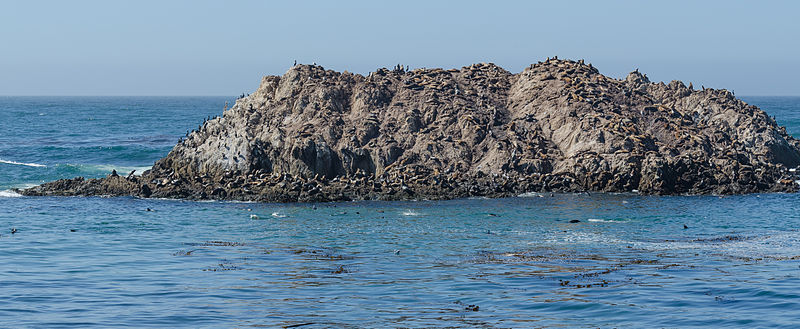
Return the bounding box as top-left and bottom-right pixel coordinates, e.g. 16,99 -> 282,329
21,58 -> 800,201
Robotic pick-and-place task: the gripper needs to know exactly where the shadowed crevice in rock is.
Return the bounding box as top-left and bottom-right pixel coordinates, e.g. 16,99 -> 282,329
21,58 -> 800,201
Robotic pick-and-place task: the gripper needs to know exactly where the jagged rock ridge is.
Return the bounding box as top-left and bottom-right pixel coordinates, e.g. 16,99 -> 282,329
22,58 -> 800,201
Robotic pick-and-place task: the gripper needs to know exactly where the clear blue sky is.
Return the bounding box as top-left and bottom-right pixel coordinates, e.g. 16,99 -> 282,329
1,0 -> 798,96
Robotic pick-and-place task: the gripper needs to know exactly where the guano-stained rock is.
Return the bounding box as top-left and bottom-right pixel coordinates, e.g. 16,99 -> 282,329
21,59 -> 800,201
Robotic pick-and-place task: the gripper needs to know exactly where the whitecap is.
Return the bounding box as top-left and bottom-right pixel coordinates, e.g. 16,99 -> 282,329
0,190 -> 22,198
402,210 -> 420,216
271,212 -> 287,218
587,218 -> 626,223
0,159 -> 46,168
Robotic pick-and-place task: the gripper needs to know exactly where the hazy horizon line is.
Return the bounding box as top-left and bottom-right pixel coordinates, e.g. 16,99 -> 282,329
2,94 -> 799,98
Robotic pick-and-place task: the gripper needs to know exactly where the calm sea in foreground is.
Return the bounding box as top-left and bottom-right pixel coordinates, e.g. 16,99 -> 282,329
1,96 -> 799,328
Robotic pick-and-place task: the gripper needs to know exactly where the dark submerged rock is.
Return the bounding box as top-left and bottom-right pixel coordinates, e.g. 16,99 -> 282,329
21,59 -> 800,201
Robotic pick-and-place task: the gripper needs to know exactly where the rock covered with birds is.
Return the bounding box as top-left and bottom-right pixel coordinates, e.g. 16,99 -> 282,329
22,58 -> 800,201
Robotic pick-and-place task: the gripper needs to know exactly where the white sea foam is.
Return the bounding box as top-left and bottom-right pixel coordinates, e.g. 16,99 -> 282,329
630,231 -> 800,260
0,190 -> 22,197
543,231 -> 628,245
0,159 -> 46,167
271,212 -> 287,218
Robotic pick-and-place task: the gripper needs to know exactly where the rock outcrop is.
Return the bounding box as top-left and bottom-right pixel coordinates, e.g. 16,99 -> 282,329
21,58 -> 800,201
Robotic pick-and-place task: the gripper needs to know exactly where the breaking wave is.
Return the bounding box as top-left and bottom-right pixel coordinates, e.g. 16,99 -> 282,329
0,190 -> 22,197
0,159 -> 46,167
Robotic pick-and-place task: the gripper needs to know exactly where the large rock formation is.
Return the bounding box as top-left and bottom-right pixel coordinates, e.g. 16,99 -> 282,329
22,58 -> 800,201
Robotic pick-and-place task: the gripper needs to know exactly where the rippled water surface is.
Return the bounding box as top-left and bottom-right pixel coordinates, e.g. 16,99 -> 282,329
1,97 -> 799,327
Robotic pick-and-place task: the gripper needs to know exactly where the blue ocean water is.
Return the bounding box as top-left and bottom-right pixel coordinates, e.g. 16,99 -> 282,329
1,96 -> 799,328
